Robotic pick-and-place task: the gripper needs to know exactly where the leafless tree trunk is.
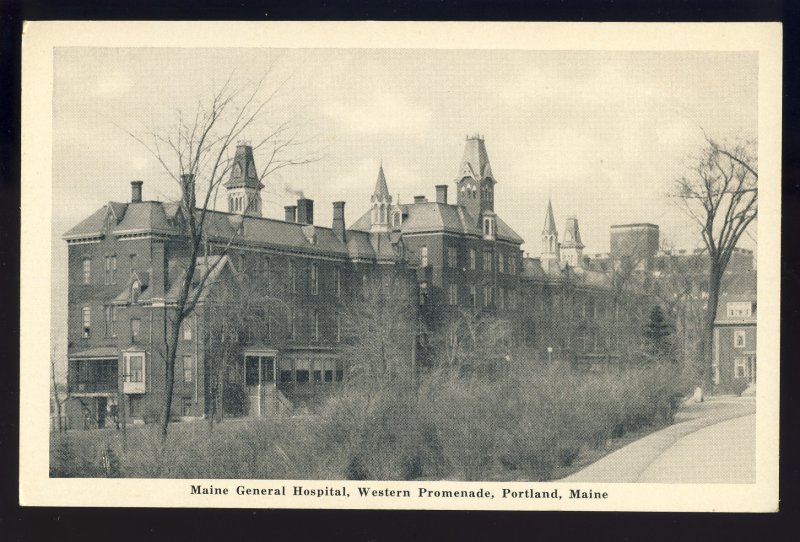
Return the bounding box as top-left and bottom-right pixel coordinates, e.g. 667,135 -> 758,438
122,72 -> 317,443
672,134 -> 757,385
50,351 -> 66,433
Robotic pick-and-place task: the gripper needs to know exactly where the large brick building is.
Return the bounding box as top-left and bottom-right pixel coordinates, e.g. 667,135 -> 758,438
63,135 -> 660,429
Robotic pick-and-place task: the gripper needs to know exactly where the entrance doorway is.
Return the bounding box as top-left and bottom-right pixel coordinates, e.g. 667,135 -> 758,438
244,354 -> 275,417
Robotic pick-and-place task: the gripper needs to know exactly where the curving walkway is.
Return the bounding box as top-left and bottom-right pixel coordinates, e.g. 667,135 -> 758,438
562,396 -> 755,484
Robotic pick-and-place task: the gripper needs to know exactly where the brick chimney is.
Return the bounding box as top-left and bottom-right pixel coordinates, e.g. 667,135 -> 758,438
332,201 -> 346,243
414,195 -> 427,204
131,180 -> 143,203
296,198 -> 314,225
284,205 -> 297,222
435,185 -> 447,204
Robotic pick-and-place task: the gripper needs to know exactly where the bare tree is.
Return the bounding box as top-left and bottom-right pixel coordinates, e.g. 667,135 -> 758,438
341,270 -> 417,387
123,73 -> 317,443
50,349 -> 67,433
437,307 -> 512,370
672,134 -> 758,384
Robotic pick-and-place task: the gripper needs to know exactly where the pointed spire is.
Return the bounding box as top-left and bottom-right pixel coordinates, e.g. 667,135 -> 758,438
542,198 -> 558,235
373,164 -> 391,201
224,143 -> 263,189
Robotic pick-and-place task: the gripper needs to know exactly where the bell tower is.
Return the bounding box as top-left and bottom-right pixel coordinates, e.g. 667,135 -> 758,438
455,135 -> 496,222
224,142 -> 264,217
561,215 -> 585,268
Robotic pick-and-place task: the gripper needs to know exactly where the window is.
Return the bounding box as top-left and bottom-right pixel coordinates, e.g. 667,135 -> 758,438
238,253 -> 246,273
311,263 -> 319,295
296,359 -> 310,383
261,256 -> 270,285
507,255 -> 514,275
280,365 -> 293,383
734,358 -> 747,378
392,211 -> 402,228
313,310 -> 320,342
126,353 -> 144,383
498,287 -> 505,309
183,318 -> 193,341
483,285 -> 494,307
469,285 -> 477,307
289,260 -> 296,294
289,310 -> 296,340
81,307 -> 91,338
265,358 -> 275,382
335,312 -> 341,343
420,246 -> 428,267
104,256 -> 111,284
447,247 -> 457,268
130,318 -> 141,343
483,249 -> 493,272
334,266 -> 341,297
483,216 -> 495,238
727,302 -> 752,318
734,330 -> 746,348
183,355 -> 194,383
181,397 -> 192,417
448,284 -> 458,305
499,254 -> 505,273
110,256 -> 117,283
82,259 -> 91,284
323,359 -> 334,383
104,305 -> 116,337
129,254 -> 136,274
469,248 -> 477,270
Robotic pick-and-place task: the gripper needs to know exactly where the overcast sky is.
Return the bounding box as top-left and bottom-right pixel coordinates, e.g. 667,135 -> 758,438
50,47 -> 758,362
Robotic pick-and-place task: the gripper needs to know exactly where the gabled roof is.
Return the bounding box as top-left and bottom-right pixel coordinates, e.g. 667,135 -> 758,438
63,205 -> 115,239
113,271 -> 151,305
456,136 -> 494,181
715,271 -> 757,323
351,201 -> 523,244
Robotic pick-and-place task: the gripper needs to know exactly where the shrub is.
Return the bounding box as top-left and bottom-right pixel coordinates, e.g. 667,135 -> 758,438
223,382 -> 248,417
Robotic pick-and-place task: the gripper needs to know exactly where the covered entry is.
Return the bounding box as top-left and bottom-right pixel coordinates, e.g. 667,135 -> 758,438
243,350 -> 277,417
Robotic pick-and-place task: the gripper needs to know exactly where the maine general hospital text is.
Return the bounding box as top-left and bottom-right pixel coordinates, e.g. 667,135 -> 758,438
190,484 -> 609,501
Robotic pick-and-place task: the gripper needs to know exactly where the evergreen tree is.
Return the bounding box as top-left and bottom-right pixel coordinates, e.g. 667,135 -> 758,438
643,305 -> 673,360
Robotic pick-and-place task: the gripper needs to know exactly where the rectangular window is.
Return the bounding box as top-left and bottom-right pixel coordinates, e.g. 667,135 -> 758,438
498,287 -> 505,309
130,318 -> 141,343
110,255 -> 117,284
469,248 -> 476,270
734,357 -> 747,378
181,397 -> 192,416
265,358 -> 275,382
127,353 -> 144,383
296,359 -> 310,383
313,366 -> 322,383
499,254 -> 505,274
335,312 -> 341,343
334,266 -> 341,297
447,247 -> 457,268
82,259 -> 91,284
420,246 -> 428,267
313,310 -> 320,342
104,256 -> 111,285
183,355 -> 194,383
280,366 -> 293,383
129,254 -> 136,274
245,356 -> 260,386
448,284 -> 458,306
311,263 -> 319,295
290,260 -> 296,294
469,285 -> 477,307
324,359 -> 334,383
734,330 -> 746,348
81,306 -> 91,338
483,249 -> 493,272
183,318 -> 193,341
262,256 -> 270,288
104,305 -> 116,337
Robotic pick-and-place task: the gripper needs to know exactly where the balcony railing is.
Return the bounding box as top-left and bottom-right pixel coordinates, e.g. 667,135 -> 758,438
69,378 -> 117,394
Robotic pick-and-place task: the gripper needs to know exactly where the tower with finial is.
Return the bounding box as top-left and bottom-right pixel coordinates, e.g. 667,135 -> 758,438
541,198 -> 560,262
561,215 -> 585,268
455,134 -> 496,225
224,142 -> 264,217
370,163 -> 392,233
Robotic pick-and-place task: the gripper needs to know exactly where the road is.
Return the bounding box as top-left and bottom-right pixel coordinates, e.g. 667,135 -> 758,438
562,396 -> 756,484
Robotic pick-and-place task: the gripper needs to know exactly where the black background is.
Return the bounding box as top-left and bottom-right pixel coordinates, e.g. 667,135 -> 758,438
0,1 -> 796,540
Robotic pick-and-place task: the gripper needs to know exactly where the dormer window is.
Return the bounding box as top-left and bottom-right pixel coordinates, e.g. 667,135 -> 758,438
392,211 -> 402,229
483,216 -> 496,239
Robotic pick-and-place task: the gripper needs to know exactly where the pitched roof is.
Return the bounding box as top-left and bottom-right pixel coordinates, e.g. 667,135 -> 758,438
372,165 -> 391,201
456,136 -> 494,181
63,205 -> 112,239
351,201 -> 523,244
